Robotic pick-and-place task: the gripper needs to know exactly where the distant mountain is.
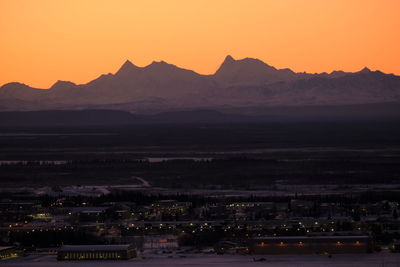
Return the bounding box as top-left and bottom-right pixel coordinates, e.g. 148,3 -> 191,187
1,55 -> 399,113
49,80 -> 77,90
214,55 -> 301,86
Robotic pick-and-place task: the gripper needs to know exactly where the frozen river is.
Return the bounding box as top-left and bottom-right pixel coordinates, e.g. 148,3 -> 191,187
2,253 -> 400,267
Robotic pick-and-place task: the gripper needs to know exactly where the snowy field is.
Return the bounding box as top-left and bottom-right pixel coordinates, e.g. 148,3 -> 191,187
2,253 -> 400,267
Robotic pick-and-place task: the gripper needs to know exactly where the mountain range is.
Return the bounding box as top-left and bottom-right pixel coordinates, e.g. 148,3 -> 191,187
1,55 -> 400,114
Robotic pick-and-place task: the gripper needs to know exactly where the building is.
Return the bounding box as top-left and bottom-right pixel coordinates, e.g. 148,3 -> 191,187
0,246 -> 23,260
57,245 -> 136,260
143,235 -> 179,249
151,200 -> 192,218
71,207 -> 108,222
389,241 -> 400,252
250,236 -> 373,254
214,241 -> 248,254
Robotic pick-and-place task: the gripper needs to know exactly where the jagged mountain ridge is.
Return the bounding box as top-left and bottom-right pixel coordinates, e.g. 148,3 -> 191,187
1,55 -> 399,112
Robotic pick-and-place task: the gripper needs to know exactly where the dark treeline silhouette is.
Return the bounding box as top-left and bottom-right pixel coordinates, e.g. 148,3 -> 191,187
2,155 -> 400,187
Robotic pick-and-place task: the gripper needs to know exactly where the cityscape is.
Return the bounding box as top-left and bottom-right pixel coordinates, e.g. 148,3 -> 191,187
1,0 -> 400,266
1,168 -> 400,264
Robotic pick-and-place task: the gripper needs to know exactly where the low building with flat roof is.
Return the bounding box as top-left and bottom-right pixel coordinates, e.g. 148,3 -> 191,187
144,235 -> 179,249
0,246 -> 23,260
250,236 -> 372,254
57,244 -> 136,260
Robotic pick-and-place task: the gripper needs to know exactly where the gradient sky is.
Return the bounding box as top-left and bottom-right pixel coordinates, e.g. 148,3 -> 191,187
1,0 -> 399,88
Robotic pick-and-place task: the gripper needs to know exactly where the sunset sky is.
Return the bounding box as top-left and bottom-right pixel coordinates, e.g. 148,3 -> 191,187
1,0 -> 399,88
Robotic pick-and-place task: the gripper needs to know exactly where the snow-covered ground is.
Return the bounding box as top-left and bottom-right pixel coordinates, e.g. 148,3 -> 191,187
2,253 -> 400,267
32,176 -> 151,197
109,176 -> 151,189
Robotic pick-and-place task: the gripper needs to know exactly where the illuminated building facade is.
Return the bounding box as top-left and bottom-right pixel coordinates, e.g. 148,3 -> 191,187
57,244 -> 136,260
250,236 -> 372,254
0,247 -> 22,260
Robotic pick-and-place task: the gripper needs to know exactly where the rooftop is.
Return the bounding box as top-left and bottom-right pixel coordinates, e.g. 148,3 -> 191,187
0,246 -> 15,251
252,235 -> 371,240
59,245 -> 132,252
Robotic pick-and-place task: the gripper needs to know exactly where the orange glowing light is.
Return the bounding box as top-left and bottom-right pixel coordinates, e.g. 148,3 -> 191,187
258,242 -> 266,247
336,241 -> 343,246
278,242 -> 286,247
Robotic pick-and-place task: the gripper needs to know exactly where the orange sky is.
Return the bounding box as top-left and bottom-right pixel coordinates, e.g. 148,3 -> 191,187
1,0 -> 399,88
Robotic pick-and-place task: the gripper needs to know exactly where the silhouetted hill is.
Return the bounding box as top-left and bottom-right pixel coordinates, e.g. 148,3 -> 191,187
0,110 -> 137,126
1,56 -> 400,112
0,102 -> 399,127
